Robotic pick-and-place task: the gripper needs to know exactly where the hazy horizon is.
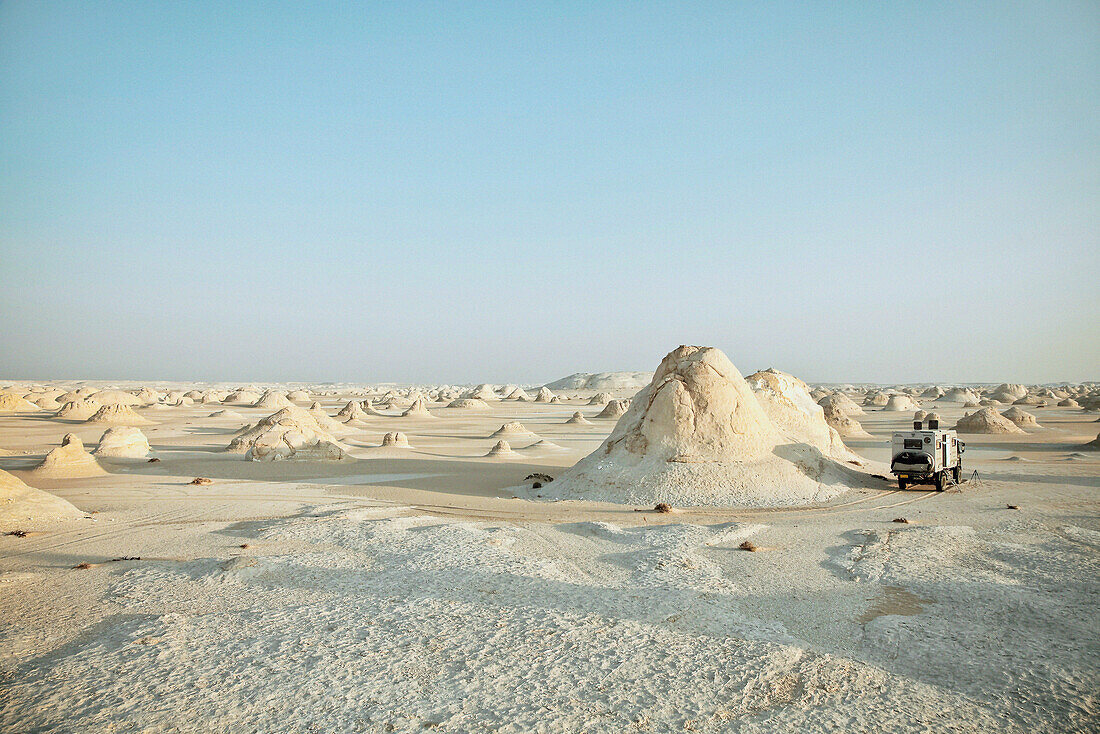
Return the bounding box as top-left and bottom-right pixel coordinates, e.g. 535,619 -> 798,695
2,2 -> 1097,385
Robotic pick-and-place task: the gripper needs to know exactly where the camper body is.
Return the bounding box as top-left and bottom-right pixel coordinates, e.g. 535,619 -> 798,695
890,423 -> 963,491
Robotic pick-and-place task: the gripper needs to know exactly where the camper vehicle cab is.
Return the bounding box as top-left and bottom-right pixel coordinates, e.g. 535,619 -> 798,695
891,416 -> 964,491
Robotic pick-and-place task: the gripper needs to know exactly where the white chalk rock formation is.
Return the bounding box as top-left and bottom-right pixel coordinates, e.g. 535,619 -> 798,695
307,403 -> 350,433
863,391 -> 890,407
542,346 -> 874,507
0,394 -> 40,412
596,399 -> 630,419
401,397 -> 435,418
380,432 -> 411,448
446,398 -> 491,410
337,400 -> 371,424
941,387 -> 980,403
94,427 -> 154,458
746,369 -> 861,462
817,393 -> 864,416
823,403 -> 872,438
223,390 -> 262,405
86,404 -> 155,426
533,387 -> 556,403
253,390 -> 292,410
1001,407 -> 1041,429
89,390 -> 142,406
485,440 -> 516,457
287,390 -> 311,403
1,467 -> 83,529
954,407 -> 1026,434
566,411 -> 593,425
227,407 -> 348,461
491,421 -> 535,439
587,392 -> 612,405
466,385 -> 498,402
506,387 -> 532,401
883,394 -> 920,412
32,434 -> 106,478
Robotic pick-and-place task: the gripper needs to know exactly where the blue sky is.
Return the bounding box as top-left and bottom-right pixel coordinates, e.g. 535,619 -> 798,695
1,1 -> 1097,384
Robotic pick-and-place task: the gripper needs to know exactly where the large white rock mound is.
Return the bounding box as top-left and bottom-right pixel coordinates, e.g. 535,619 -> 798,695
0,468 -> 83,529
32,434 -> 107,478
954,407 -> 1026,434
541,346 -> 876,507
227,407 -> 348,461
95,427 -> 154,458
86,404 -> 155,426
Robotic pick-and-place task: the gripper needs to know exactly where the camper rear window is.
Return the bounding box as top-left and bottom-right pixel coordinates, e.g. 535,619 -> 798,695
904,439 -> 923,450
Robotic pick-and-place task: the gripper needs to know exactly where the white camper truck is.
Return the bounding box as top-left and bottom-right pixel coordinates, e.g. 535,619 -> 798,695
891,414 -> 964,491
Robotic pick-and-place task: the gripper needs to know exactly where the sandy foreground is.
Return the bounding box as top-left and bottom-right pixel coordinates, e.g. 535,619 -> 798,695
0,389 -> 1097,732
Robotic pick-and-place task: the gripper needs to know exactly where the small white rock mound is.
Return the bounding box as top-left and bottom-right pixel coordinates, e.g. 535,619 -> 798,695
446,398 -> 492,410
485,440 -> 516,457
307,403 -> 350,433
209,409 -> 246,420
380,432 -> 411,448
566,411 -> 593,425
86,403 -> 155,426
913,410 -> 929,423
506,387 -> 532,401
883,394 -> 920,412
1001,407 -> 1041,429
1058,398 -> 1080,408
1,467 -> 83,529
542,346 -> 876,507
596,399 -> 630,419
466,385 -> 498,402
94,427 -> 154,458
941,387 -> 980,403
990,383 -> 1029,402
587,392 -> 612,405
227,407 -> 348,461
863,391 -> 890,407
954,407 -> 1026,434
253,390 -> 292,410
533,387 -> 556,403
822,403 -> 872,438
223,390 -> 262,405
921,386 -> 945,398
491,421 -> 535,438
817,393 -> 864,416
336,400 -> 371,424
89,389 -> 142,406
55,399 -> 104,421
32,434 -> 107,478
286,390 -> 311,403
401,397 -> 435,418
0,394 -> 40,412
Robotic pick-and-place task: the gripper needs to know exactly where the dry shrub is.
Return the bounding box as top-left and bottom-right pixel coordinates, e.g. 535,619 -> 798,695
739,540 -> 758,552
190,477 -> 213,485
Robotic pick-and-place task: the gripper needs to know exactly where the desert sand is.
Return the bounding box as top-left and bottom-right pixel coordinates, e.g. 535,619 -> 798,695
0,364 -> 1097,732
